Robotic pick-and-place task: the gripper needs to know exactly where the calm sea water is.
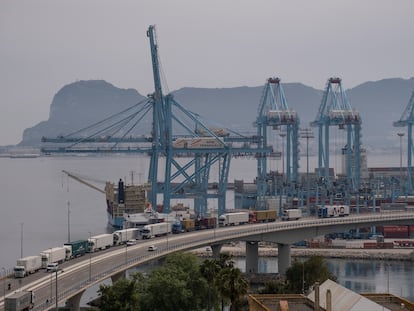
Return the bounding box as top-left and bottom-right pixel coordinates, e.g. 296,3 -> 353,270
234,257 -> 414,301
0,154 -> 412,302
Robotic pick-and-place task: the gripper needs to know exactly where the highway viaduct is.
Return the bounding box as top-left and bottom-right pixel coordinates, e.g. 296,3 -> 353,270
2,211 -> 414,311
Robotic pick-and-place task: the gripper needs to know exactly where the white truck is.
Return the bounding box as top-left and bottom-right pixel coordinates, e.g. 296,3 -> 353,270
4,290 -> 34,311
88,233 -> 113,252
113,228 -> 138,245
142,222 -> 171,239
318,205 -> 350,218
281,209 -> 302,221
39,247 -> 66,268
218,212 -> 249,226
14,255 -> 42,278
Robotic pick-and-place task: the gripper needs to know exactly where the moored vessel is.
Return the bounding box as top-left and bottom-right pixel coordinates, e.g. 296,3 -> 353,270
105,179 -> 147,229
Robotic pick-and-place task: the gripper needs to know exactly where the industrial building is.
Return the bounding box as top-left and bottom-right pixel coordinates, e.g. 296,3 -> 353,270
248,279 -> 414,311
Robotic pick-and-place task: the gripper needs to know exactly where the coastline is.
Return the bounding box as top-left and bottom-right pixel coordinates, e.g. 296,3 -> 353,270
193,245 -> 414,261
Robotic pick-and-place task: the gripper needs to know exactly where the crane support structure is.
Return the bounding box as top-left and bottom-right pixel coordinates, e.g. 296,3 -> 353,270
393,89 -> 414,194
62,170 -> 105,194
146,25 -> 271,216
255,77 -> 300,210
41,25 -> 273,217
310,77 -> 362,206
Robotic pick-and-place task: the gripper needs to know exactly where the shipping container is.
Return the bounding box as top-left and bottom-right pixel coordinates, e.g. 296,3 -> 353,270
382,226 -> 409,239
181,219 -> 195,232
195,217 -> 216,230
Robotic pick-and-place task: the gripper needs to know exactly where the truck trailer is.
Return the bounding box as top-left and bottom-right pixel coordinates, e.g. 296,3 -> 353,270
181,219 -> 196,232
113,228 -> 138,245
218,212 -> 249,226
142,222 -> 171,239
88,233 -> 113,252
39,247 -> 66,268
195,217 -> 217,230
63,239 -> 89,259
5,291 -> 34,311
318,205 -> 350,218
281,209 -> 302,221
14,256 -> 42,278
250,210 -> 277,223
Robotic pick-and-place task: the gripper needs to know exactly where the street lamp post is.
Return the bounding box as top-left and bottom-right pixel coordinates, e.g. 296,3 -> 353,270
279,132 -> 287,181
166,215 -> 170,249
55,270 -> 58,311
20,222 -> 24,258
398,133 -> 404,189
55,268 -> 63,311
124,223 -> 128,265
300,128 -> 314,215
67,201 -> 71,243
2,267 -> 6,303
50,248 -> 53,302
88,232 -> 92,281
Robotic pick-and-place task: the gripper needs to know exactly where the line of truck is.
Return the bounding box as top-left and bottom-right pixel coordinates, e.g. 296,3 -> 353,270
11,209 -> 302,280
218,210 -> 280,226
13,228 -> 140,278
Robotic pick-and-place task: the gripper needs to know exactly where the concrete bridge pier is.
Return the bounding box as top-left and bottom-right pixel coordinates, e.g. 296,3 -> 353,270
245,241 -> 259,273
65,289 -> 84,311
278,243 -> 291,275
111,270 -> 126,283
210,244 -> 222,258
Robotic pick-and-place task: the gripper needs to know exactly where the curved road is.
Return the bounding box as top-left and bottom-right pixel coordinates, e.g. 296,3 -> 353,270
2,211 -> 414,311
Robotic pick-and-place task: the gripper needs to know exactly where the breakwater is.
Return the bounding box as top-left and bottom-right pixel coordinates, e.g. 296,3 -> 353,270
193,245 -> 414,261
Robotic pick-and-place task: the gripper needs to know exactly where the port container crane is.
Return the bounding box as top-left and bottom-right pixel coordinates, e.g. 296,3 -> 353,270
310,77 -> 362,207
41,25 -> 272,217
146,25 -> 272,215
255,77 -> 300,211
393,89 -> 414,194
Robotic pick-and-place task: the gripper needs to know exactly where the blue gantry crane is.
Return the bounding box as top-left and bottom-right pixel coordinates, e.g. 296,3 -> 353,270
42,25 -> 272,216
310,77 -> 362,206
255,77 -> 300,210
393,89 -> 414,194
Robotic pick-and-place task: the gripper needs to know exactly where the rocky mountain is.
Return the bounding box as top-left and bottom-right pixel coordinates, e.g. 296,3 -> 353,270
19,77 -> 414,155
19,80 -> 146,146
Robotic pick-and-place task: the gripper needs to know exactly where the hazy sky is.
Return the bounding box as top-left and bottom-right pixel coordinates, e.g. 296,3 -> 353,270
1,0 -> 413,146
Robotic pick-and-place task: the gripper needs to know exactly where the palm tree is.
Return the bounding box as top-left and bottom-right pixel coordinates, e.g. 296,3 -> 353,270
200,259 -> 220,311
216,252 -> 235,269
216,267 -> 248,311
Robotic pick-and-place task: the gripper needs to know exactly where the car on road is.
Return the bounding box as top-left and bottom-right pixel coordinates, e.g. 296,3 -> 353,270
126,239 -> 137,246
46,262 -> 58,272
148,245 -> 157,251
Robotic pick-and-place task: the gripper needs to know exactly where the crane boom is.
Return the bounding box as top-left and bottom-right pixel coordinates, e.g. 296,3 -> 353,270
62,170 -> 105,194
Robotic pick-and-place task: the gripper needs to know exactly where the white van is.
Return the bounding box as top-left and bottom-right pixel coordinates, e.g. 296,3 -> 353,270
46,262 -> 58,272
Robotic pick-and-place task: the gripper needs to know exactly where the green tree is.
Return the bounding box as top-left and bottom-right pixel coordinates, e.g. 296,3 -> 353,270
139,252 -> 208,311
98,277 -> 140,311
285,256 -> 336,293
258,280 -> 288,294
216,266 -> 248,311
216,252 -> 235,269
200,258 -> 221,311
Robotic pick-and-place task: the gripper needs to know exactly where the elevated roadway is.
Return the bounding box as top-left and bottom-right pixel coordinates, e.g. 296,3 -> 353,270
2,211 -> 414,311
